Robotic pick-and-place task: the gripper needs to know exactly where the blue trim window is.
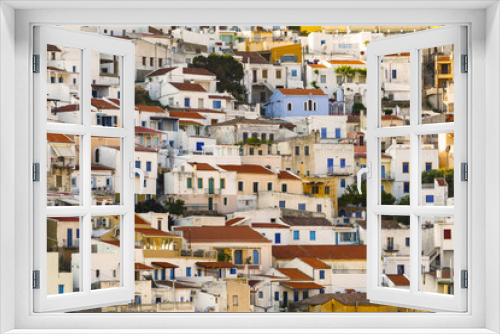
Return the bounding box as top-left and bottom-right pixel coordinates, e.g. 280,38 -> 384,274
316,204 -> 322,213
72,65 -> 76,72
319,270 -> 325,279
230,268 -> 237,275
426,162 -> 432,171
279,200 -> 286,208
402,162 -> 409,173
294,291 -> 299,301
406,237 -> 410,246
298,203 -> 306,211
310,231 -> 316,240
335,128 -> 341,139
404,182 -> 410,193
184,98 -> 190,107
234,250 -> 243,264
146,161 -> 152,172
212,100 -> 222,109
258,291 -> 264,299
253,250 -> 259,265
141,121 -> 146,127
293,230 -> 300,240
50,77 -> 56,84
274,291 -> 279,301
275,233 -> 281,244
58,285 -> 64,294
340,158 -> 346,168
291,69 -> 297,77
144,180 -> 147,188
392,69 -> 397,79
135,161 -> 141,169
186,267 -> 192,277
170,269 -> 175,279
197,269 -> 202,277
426,195 -> 434,203
340,178 -> 346,188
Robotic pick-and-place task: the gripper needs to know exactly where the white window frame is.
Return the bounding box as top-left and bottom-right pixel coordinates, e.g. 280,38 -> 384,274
366,25 -> 467,312
33,26 -> 136,312
0,2 -> 497,334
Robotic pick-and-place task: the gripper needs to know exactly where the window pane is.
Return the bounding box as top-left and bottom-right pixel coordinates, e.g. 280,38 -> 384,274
380,215 -> 410,290
380,136 -> 410,204
91,136 -> 121,205
47,216 -> 81,294
91,51 -> 121,127
91,215 -> 122,290
420,134 -> 454,206
420,216 -> 454,295
380,52 -> 410,127
47,45 -> 81,124
47,133 -> 80,206
421,45 -> 454,124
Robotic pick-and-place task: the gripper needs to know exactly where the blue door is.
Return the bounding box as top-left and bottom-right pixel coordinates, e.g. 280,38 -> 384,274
321,127 -> 327,139
67,229 -> 73,247
335,128 -> 341,138
234,250 -> 243,264
196,142 -> 204,152
381,165 -> 386,179
58,285 -> 64,294
253,250 -> 259,265
170,269 -> 175,279
275,233 -> 281,244
327,158 -> 334,174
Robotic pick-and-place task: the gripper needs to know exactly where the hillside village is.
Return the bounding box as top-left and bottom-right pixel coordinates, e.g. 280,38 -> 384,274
45,25 -> 456,312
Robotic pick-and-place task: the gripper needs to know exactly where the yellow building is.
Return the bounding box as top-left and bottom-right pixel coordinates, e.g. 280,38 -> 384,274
293,292 -> 423,312
226,281 -> 251,312
270,43 -> 302,64
302,175 -> 338,217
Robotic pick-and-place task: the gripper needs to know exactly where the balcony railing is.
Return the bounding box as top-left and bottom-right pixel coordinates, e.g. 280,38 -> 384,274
204,188 -> 221,195
180,249 -> 217,259
327,165 -> 353,175
185,204 -> 218,212
331,268 -> 366,274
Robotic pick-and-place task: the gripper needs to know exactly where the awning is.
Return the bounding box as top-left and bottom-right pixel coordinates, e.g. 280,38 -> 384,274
52,144 -> 75,157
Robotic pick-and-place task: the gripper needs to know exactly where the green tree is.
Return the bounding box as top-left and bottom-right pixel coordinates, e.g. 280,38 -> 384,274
352,102 -> 366,114
338,183 -> 396,208
164,198 -> 187,216
218,252 -> 232,262
190,54 -> 245,100
135,199 -> 167,213
334,65 -> 356,85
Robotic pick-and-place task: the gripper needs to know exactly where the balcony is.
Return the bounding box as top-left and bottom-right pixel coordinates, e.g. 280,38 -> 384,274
331,268 -> 366,274
327,165 -> 353,176
204,188 -> 221,195
185,204 -> 218,212
180,249 -> 217,259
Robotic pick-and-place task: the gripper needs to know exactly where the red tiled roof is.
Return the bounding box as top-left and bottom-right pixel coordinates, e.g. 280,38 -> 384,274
52,104 -> 79,113
146,67 -> 176,77
135,126 -> 165,134
386,52 -> 411,57
135,214 -> 150,226
218,164 -> 274,175
47,44 -> 61,52
169,111 -> 206,120
167,107 -> 225,114
299,257 -> 330,269
135,263 -> 155,270
135,228 -> 176,237
47,133 -> 74,144
47,66 -> 65,72
273,245 -> 366,260
91,99 -> 120,110
327,60 -> 365,65
282,282 -> 325,290
152,261 -> 179,269
276,268 -> 313,281
136,105 -> 165,113
386,274 -> 410,286
278,170 -> 301,181
309,64 -> 327,69
251,223 -> 289,229
188,162 -> 217,171
381,115 -> 402,120
196,261 -> 237,269
225,217 -> 245,226
170,82 -> 206,92
183,67 -> 216,76
179,226 -> 271,243
108,98 -> 120,106
277,88 -> 326,96
179,120 -> 204,126
48,217 -> 79,222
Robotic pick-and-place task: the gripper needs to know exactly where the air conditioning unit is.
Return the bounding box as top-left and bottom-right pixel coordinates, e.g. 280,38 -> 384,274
92,218 -> 99,229
275,59 -> 281,65
103,218 -> 110,228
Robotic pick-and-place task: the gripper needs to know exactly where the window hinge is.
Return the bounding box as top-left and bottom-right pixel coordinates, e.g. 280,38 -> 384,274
33,163 -> 40,182
33,54 -> 40,73
461,162 -> 468,181
33,270 -> 40,289
461,54 -> 468,73
461,270 -> 468,289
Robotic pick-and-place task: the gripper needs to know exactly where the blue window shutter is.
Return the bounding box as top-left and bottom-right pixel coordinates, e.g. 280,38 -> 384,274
426,195 -> 434,203
186,267 -> 191,277
234,250 -> 243,264
274,291 -> 279,301
135,161 -> 141,169
354,232 -> 357,243
392,69 -> 397,79
279,201 -> 286,208
298,203 -> 306,211
213,100 -> 221,109
253,250 -> 259,265
184,98 -> 190,107
275,233 -> 281,244
162,269 -> 166,280
154,269 -> 158,280
58,285 -> 64,294
340,159 -> 346,168
293,230 -> 299,240
319,270 -> 325,279
76,228 -> 80,239
170,269 -> 175,279
310,231 -> 316,240
335,232 -> 338,245
67,229 -> 73,247
146,161 -> 152,172
291,70 -> 297,77
335,128 -> 341,138
321,128 -> 327,138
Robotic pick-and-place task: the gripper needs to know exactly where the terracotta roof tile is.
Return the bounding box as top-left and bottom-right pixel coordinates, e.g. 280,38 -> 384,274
277,88 -> 326,96
135,126 -> 165,134
218,164 -> 274,175
47,133 -> 75,144
168,111 -> 206,120
386,274 -> 410,286
299,257 -> 330,269
225,217 -> 245,226
91,99 -> 119,110
146,67 -> 176,77
276,268 -> 313,281
135,215 -> 150,226
278,170 -> 301,181
152,261 -> 179,269
251,223 -> 289,229
208,95 -> 234,100
136,105 -> 165,113
188,162 -> 218,171
179,225 -> 271,243
170,82 -> 206,92
183,67 -> 216,76
52,104 -> 79,113
179,120 -> 204,126
135,263 -> 155,270
47,44 -> 62,52
309,64 -> 327,69
273,245 -> 366,260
